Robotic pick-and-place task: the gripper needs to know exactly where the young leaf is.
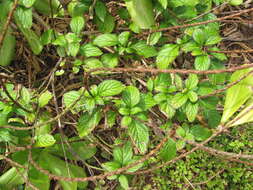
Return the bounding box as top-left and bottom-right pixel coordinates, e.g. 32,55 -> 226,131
70,16 -> 85,34
101,53 -> 119,68
221,68 -> 253,123
128,120 -> 149,154
148,31 -> 162,45
77,109 -> 102,137
20,0 -> 37,8
122,86 -> 140,107
194,55 -> 210,71
102,161 -> 121,172
93,34 -> 118,47
38,90 -> 53,108
63,90 -> 81,109
34,134 -> 56,147
156,44 -> 180,69
98,80 -> 124,97
159,138 -> 177,161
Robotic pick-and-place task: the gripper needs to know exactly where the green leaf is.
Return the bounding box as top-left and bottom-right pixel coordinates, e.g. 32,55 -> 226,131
122,86 -> 140,107
34,134 -> 56,147
101,53 -> 119,68
0,24 -> 16,66
131,41 -> 157,58
221,68 -> 253,123
158,0 -> 168,9
128,120 -> 149,154
190,125 -> 212,141
95,1 -> 107,22
68,42 -> 80,57
95,13 -> 115,33
187,91 -> 198,103
15,24 -> 43,55
159,101 -> 175,118
20,0 -> 37,8
40,152 -> 77,190
159,138 -> 177,161
193,29 -> 206,45
229,0 -> 243,6
194,55 -> 211,71
41,29 -> 53,45
0,167 -> 25,187
102,161 -> 121,172
230,100 -> 253,126
14,6 -> 32,28
185,74 -> 198,90
148,31 -> 162,45
121,116 -> 132,126
38,90 -> 53,108
185,102 -> 199,122
80,43 -> 103,57
98,80 -> 124,97
156,44 -> 180,69
70,16 -> 85,34
77,109 -> 102,137
20,87 -> 31,105
125,0 -> 155,29
93,34 -> 118,47
113,142 -> 133,165
205,35 -> 222,46
63,90 -> 81,109
118,31 -> 130,46
119,175 -> 129,190
171,93 -> 188,109
83,58 -> 103,70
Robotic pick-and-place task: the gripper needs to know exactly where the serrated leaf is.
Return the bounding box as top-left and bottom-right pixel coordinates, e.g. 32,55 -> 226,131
185,102 -> 199,122
70,16 -> 85,34
39,90 -> 53,108
159,101 -> 175,118
187,91 -> 198,103
194,55 -> 210,71
63,90 -> 81,109
102,161 -> 121,172
122,86 -> 140,107
101,53 -> 118,68
193,29 -> 206,45
113,142 -> 133,165
80,44 -> 103,57
190,125 -> 212,141
221,68 -> 253,123
119,175 -> 129,190
77,109 -> 102,137
171,93 -> 188,109
156,44 -> 180,69
14,6 -> 32,28
95,13 -> 115,33
131,41 -> 157,58
128,120 -> 149,154
185,74 -> 198,90
93,34 -> 118,47
20,0 -> 37,8
159,138 -> 176,161
205,35 -> 222,46
118,31 -> 130,46
98,80 -> 124,97
148,31 -> 162,45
